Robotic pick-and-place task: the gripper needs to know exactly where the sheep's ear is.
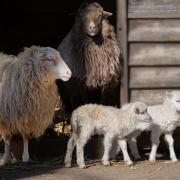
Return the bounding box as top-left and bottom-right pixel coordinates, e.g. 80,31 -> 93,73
103,11 -> 113,18
134,107 -> 140,114
166,91 -> 173,99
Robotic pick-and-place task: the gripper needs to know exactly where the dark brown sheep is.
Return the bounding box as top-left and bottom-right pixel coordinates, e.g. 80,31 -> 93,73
58,2 -> 121,111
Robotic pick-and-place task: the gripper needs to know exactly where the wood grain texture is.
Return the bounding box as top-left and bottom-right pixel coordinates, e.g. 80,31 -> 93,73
128,0 -> 180,18
129,20 -> 180,42
130,89 -> 179,105
117,0 -> 129,105
130,67 -> 180,88
129,43 -> 180,66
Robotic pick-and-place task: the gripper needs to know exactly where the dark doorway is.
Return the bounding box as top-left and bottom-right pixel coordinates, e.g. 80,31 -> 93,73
0,0 -> 116,54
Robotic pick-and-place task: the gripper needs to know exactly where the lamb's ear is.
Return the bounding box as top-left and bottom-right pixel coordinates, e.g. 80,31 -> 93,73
166,91 -> 173,99
134,107 -> 140,114
103,11 -> 113,18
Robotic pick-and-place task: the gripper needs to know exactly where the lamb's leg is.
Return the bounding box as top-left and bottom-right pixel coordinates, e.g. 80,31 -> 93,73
118,139 -> 133,166
22,134 -> 30,162
64,134 -> 77,167
129,137 -> 141,160
164,133 -> 178,162
102,133 -> 114,166
3,136 -> 12,164
110,138 -> 120,160
76,129 -> 90,169
149,128 -> 161,162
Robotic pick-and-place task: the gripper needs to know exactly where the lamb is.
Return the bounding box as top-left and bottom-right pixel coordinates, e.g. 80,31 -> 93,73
122,91 -> 180,162
58,2 -> 121,110
0,46 -> 71,164
64,102 -> 152,168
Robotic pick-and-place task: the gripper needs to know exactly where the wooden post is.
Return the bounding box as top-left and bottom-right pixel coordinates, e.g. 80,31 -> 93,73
116,0 -> 129,106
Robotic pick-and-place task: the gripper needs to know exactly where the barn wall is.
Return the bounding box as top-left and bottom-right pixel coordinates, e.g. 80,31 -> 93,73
118,0 -> 180,105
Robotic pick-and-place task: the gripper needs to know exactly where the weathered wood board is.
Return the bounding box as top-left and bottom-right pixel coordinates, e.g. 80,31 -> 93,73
128,0 -> 180,18
129,43 -> 180,66
130,89 -> 179,105
130,67 -> 180,88
129,20 -> 180,42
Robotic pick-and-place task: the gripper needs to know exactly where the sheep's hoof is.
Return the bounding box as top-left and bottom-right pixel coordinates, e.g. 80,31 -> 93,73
134,155 -> 141,161
103,161 -> 111,166
3,155 -> 12,165
65,162 -> 71,168
23,157 -> 32,163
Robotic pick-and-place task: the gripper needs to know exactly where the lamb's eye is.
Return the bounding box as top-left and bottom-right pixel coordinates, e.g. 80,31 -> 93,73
141,112 -> 145,115
176,100 -> 180,103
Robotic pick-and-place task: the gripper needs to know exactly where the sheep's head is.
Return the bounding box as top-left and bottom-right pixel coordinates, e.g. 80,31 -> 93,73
19,46 -> 72,82
78,2 -> 112,37
130,102 -> 152,131
166,91 -> 180,111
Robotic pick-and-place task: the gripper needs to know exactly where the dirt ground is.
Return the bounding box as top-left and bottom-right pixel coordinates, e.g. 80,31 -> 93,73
1,159 -> 180,180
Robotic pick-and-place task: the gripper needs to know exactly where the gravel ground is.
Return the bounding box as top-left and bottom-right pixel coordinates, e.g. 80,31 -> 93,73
0,159 -> 180,180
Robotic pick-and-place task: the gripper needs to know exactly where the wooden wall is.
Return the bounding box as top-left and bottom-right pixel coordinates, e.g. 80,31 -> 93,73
118,0 -> 180,105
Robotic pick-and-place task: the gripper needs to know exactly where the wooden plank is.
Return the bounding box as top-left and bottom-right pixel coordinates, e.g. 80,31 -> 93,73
130,89 -> 179,105
128,0 -> 180,18
129,20 -> 180,42
130,67 -> 180,88
117,0 -> 129,106
129,43 -> 180,66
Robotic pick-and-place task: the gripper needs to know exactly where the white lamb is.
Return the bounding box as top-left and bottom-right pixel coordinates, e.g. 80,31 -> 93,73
64,102 -> 152,168
123,91 -> 180,162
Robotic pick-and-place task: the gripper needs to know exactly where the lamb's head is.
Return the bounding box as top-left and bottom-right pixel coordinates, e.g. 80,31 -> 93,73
166,91 -> 180,111
28,46 -> 71,81
78,2 -> 112,37
130,102 -> 152,131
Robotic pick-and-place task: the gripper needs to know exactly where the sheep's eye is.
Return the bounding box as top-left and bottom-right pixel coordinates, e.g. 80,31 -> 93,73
141,112 -> 145,115
176,100 -> 180,103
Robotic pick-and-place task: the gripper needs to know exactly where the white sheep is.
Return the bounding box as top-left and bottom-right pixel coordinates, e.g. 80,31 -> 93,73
122,91 -> 180,162
0,46 -> 71,164
64,102 -> 152,168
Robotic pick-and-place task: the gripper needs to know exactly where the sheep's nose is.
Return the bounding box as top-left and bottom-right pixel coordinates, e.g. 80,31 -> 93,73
67,69 -> 72,77
89,22 -> 96,31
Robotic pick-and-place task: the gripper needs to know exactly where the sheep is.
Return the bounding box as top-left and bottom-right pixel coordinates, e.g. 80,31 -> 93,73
64,102 -> 152,168
0,53 -> 17,81
0,46 -> 71,164
122,91 -> 180,162
58,2 -> 121,110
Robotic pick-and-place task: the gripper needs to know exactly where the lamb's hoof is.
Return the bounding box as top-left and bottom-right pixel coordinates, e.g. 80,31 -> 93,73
65,162 -> 71,168
79,164 -> 87,169
103,161 -> 111,166
172,159 -> 178,163
149,160 -> 156,164
125,161 -> 133,166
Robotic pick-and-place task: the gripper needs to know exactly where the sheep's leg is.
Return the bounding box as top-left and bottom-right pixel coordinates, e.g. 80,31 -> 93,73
164,133 -> 178,162
76,129 -> 90,169
149,128 -> 161,162
22,134 -> 30,162
102,133 -> 114,166
3,136 -> 12,164
129,137 -> 141,160
118,139 -> 133,166
64,134 -> 77,167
